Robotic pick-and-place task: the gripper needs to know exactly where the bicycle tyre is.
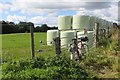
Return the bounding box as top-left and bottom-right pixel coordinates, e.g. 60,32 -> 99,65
79,43 -> 89,56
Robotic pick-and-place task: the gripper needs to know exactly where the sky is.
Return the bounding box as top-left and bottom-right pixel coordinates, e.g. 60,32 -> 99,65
0,0 -> 119,27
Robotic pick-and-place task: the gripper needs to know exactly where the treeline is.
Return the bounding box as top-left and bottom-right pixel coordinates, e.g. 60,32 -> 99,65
0,21 -> 57,34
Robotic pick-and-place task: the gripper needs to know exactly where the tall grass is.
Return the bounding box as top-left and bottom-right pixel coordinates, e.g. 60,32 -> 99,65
79,28 -> 119,78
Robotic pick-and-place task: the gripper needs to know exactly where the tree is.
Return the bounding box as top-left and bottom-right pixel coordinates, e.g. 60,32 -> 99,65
0,20 -> 57,34
40,24 -> 49,32
1,21 -> 15,34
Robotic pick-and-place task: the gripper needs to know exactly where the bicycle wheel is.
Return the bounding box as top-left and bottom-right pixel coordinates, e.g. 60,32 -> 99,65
81,43 -> 89,56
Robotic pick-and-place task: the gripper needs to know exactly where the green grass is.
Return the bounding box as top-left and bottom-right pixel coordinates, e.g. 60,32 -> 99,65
1,32 -> 119,78
2,33 -> 56,61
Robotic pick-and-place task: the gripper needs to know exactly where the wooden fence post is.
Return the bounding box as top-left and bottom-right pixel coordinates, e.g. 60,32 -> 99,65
30,24 -> 35,59
54,37 -> 61,54
93,22 -> 99,48
107,26 -> 110,37
118,26 -> 120,51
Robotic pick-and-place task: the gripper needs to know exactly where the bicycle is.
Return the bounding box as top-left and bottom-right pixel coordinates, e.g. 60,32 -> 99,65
68,38 -> 81,61
78,36 -> 89,56
68,36 -> 89,62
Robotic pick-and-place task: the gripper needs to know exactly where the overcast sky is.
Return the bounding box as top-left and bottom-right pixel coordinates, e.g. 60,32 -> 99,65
0,0 -> 119,26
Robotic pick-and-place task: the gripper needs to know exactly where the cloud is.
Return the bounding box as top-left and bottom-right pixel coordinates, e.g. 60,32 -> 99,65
107,4 -> 118,21
76,2 -> 118,23
46,13 -> 58,26
29,12 -> 58,26
10,0 -> 114,15
7,15 -> 27,23
118,2 -> 120,23
96,3 -> 118,22
29,16 -> 47,25
82,2 -> 111,10
0,2 -> 11,14
2,0 -> 119,25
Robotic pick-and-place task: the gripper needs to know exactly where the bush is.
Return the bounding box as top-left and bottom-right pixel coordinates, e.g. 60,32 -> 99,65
2,55 -> 96,79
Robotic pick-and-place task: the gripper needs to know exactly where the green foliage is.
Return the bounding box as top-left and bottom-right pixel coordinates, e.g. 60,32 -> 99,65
98,35 -> 112,48
80,42 -> 119,78
0,21 -> 57,34
81,51 -> 113,70
2,55 -> 96,79
1,30 -> 119,79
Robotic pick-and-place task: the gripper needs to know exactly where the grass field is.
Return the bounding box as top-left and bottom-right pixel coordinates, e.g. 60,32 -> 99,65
1,32 -> 119,78
2,33 -> 56,61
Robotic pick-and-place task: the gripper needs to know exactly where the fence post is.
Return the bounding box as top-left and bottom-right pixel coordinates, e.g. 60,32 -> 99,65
118,26 -> 120,51
30,24 -> 35,59
54,37 -> 61,54
107,26 -> 110,37
93,22 -> 99,48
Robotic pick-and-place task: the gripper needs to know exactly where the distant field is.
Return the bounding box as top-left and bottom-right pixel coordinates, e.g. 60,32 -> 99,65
2,33 -> 56,61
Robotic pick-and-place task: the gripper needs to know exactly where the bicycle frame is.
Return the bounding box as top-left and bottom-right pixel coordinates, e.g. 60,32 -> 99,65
69,38 -> 89,61
69,39 -> 81,61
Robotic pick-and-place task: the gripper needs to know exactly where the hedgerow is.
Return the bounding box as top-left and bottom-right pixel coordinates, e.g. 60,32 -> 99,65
2,55 -> 97,79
